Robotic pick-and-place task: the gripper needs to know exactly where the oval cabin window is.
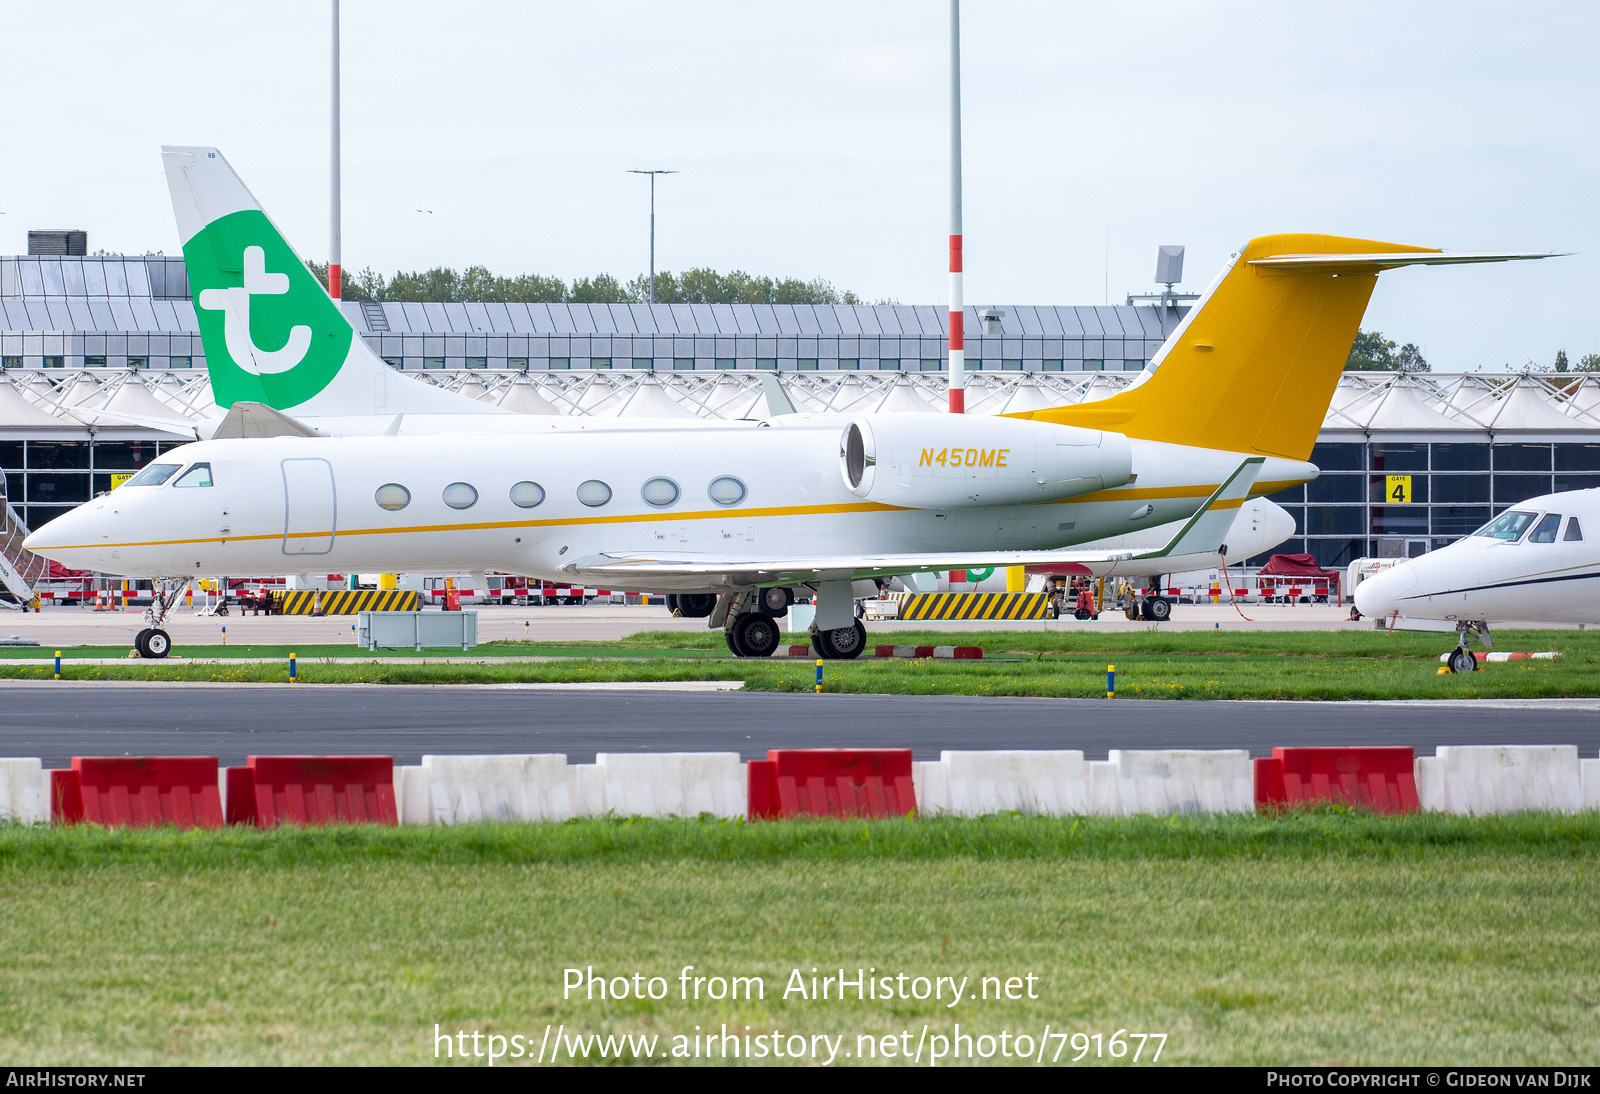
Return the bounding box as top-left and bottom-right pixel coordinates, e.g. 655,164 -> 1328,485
375,483 -> 411,511
641,477 -> 680,508
443,482 -> 479,510
510,481 -> 545,508
708,476 -> 747,506
577,480 -> 613,507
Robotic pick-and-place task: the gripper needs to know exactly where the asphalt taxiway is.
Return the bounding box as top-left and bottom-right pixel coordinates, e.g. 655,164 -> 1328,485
3,683 -> 1595,766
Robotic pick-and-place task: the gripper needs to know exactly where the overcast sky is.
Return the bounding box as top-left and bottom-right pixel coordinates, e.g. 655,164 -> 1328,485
3,1 -> 1595,370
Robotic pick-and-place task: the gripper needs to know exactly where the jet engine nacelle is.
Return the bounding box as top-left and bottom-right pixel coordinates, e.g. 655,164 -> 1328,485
840,413 -> 1133,509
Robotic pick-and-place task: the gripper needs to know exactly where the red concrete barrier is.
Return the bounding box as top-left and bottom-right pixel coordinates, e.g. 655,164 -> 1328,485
51,757 -> 223,828
1255,747 -> 1417,813
227,756 -> 397,827
747,749 -> 916,820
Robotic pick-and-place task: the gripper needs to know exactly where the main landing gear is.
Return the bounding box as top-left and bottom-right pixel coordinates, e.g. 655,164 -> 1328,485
665,593 -> 717,619
133,580 -> 189,659
1445,620 -> 1491,673
712,582 -> 871,659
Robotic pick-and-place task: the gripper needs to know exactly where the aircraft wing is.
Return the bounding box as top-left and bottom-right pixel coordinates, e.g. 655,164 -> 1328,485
563,459 -> 1265,586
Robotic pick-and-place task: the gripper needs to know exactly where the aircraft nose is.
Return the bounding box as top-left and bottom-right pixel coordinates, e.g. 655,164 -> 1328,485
1354,563 -> 1418,617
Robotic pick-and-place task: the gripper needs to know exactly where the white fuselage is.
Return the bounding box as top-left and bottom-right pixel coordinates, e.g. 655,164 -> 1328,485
1353,489 -> 1600,626
26,413 -> 1316,590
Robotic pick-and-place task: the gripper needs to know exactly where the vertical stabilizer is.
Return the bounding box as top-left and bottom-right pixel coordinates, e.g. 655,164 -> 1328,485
161,146 -> 495,417
1006,234 -> 1435,461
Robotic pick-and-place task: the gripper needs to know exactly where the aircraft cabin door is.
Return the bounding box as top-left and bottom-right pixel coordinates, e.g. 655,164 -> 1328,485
281,458 -> 336,556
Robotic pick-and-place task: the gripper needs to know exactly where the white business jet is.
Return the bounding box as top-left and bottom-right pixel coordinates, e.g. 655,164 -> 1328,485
1353,488 -> 1600,672
23,150 -> 1553,658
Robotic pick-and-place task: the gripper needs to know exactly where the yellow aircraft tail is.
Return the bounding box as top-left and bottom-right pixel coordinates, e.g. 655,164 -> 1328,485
1006,234 -> 1442,461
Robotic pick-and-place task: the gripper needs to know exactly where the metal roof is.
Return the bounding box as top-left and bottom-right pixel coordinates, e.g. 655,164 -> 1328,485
3,369 -> 1597,438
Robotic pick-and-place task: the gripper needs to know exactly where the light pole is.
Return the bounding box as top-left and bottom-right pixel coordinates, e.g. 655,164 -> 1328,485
329,0 -> 341,300
627,169 -> 677,304
947,0 -> 965,413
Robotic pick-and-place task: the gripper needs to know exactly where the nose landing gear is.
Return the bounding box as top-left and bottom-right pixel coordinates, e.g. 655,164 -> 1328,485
132,580 -> 189,659
1444,620 -> 1491,673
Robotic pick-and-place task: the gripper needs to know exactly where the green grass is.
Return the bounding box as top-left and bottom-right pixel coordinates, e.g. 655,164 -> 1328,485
2,815 -> 1596,1065
5,628 -> 1599,699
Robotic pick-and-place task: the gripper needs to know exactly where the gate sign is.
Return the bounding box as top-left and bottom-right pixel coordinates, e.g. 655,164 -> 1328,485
110,474 -> 132,489
1386,475 -> 1413,503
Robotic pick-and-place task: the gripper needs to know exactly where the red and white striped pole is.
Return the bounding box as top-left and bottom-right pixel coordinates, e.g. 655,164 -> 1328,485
328,0 -> 342,301
947,0 -> 964,414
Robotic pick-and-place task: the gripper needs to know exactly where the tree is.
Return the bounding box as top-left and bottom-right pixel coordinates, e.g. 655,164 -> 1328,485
1555,349 -> 1569,373
567,274 -> 630,304
1346,329 -> 1429,372
1395,343 -> 1429,373
1577,353 -> 1600,373
1346,329 -> 1397,370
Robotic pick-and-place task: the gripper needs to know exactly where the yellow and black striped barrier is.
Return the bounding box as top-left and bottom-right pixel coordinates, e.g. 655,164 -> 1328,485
894,592 -> 1052,621
279,590 -> 420,616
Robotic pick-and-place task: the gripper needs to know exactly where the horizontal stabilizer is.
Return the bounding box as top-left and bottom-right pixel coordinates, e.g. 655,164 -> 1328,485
210,401 -> 321,439
62,405 -> 201,437
1249,251 -> 1563,272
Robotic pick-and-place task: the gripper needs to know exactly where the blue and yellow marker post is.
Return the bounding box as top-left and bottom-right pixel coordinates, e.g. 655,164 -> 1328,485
815,659 -> 824,693
289,651 -> 297,683
1107,664 -> 1115,699
53,651 -> 61,680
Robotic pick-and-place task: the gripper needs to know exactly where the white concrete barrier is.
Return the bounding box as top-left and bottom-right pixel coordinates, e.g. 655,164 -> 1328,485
912,761 -> 950,816
932,751 -> 1088,816
421,754 -> 573,824
396,765 -> 429,826
1424,746 -> 1583,814
594,753 -> 744,818
0,758 -> 47,824
1583,757 -> 1600,812
1088,760 -> 1120,817
1106,749 -> 1254,815
568,763 -> 605,817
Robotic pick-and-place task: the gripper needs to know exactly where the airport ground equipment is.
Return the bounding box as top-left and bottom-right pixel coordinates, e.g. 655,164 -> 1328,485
282,589 -> 418,615
894,591 -> 1051,621
358,610 -> 477,651
0,477 -> 46,609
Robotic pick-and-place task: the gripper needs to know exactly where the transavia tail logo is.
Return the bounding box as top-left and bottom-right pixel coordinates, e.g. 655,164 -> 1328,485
184,209 -> 351,409
198,247 -> 311,374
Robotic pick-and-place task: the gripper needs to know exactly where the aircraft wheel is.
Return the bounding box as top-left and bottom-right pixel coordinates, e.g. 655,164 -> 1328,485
1145,596 -> 1172,622
665,594 -> 681,616
1447,647 -> 1478,674
143,628 -> 172,659
133,628 -> 152,657
677,593 -> 717,619
759,587 -> 790,617
724,629 -> 744,656
730,612 -> 780,658
813,621 -> 867,661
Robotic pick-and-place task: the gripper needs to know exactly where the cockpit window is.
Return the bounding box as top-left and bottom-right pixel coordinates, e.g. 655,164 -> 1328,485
1565,517 -> 1584,542
1527,513 -> 1562,543
1473,510 -> 1535,541
121,462 -> 181,488
172,463 -> 214,489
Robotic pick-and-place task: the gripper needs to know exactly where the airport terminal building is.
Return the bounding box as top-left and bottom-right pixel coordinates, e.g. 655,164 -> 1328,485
4,252 -> 1599,570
